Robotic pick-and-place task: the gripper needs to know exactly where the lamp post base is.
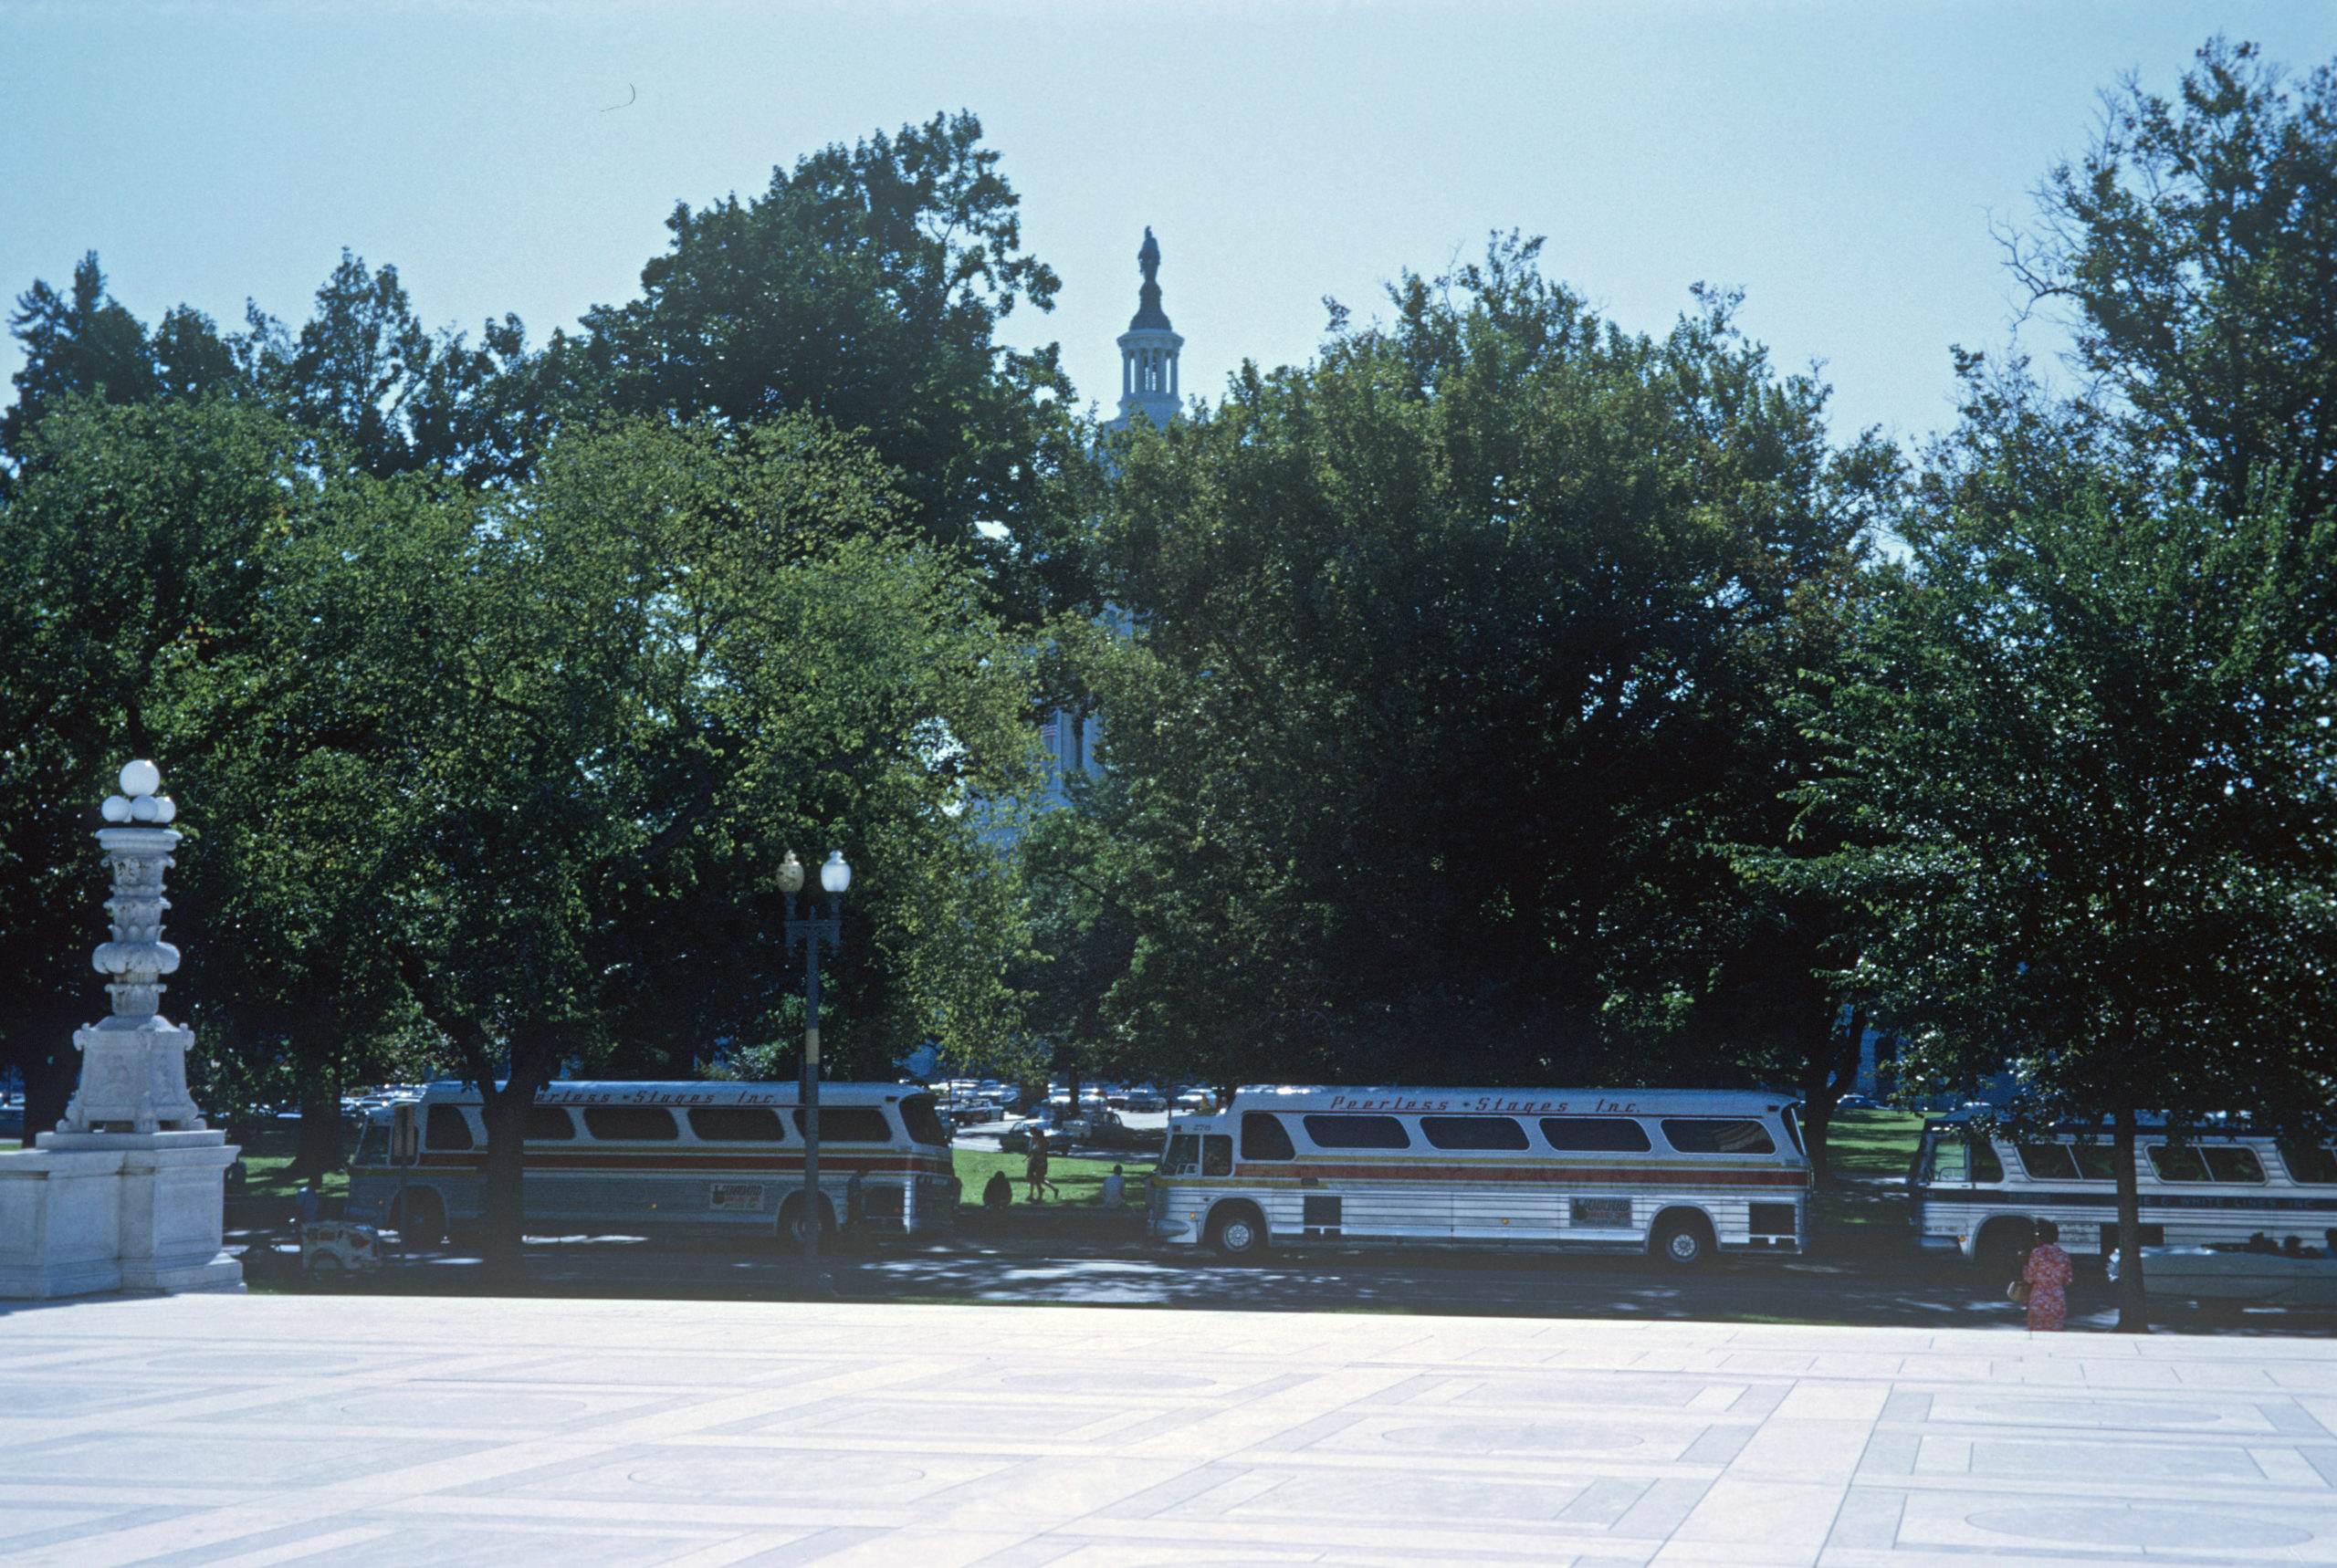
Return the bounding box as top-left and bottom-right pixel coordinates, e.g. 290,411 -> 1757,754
0,1131 -> 244,1300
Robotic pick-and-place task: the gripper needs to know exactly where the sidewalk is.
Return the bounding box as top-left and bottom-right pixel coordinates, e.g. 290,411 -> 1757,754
5,1291 -> 2337,1565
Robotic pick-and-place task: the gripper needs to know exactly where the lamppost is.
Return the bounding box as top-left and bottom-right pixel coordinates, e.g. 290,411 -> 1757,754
779,848 -> 850,1267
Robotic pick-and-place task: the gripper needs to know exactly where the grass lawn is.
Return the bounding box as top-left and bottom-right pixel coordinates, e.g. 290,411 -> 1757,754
7,1121 -> 347,1205
1812,1109 -> 1927,1239
1824,1110 -> 1927,1177
954,1145 -> 1148,1208
230,1123 -> 352,1201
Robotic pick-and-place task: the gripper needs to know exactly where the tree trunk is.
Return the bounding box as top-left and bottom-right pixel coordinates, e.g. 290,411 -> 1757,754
1797,1007 -> 1865,1187
477,1073 -> 540,1280
2113,1100 -> 2149,1332
294,1074 -> 343,1178
17,997 -> 83,1145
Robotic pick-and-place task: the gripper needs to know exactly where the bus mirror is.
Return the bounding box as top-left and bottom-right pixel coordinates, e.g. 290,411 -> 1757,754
392,1103 -> 419,1165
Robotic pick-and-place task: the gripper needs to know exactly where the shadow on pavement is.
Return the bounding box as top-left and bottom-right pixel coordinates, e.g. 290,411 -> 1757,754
225,1213 -> 2337,1336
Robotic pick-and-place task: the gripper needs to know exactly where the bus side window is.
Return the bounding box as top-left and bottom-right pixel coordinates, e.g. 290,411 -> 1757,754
1202,1134 -> 1233,1176
1161,1134 -> 1199,1176
527,1106 -> 577,1141
2071,1143 -> 2119,1180
1242,1113 -> 1295,1161
1305,1114 -> 1410,1149
1421,1115 -> 1529,1151
2147,1145 -> 2211,1182
2279,1141 -> 2337,1184
1661,1118 -> 1776,1155
2016,1144 -> 2079,1180
1541,1116 -> 1651,1153
424,1105 -> 474,1152
2202,1146 -> 2265,1183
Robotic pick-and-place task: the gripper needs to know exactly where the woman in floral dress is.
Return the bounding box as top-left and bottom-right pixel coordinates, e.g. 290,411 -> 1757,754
2022,1218 -> 2073,1331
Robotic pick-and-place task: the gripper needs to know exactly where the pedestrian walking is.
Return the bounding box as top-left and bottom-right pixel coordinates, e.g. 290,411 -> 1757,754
1025,1130 -> 1053,1202
2019,1218 -> 2072,1331
844,1169 -> 865,1249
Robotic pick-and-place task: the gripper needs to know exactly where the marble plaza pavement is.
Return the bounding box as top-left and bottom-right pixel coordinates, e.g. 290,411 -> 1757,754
5,1293 -> 2337,1566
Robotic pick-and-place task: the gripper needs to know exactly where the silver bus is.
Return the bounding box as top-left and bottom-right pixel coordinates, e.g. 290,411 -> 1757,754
348,1080 -> 959,1246
1149,1085 -> 1808,1265
1912,1113 -> 2337,1274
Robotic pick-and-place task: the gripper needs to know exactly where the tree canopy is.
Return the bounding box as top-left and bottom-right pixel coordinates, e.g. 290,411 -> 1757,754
1069,236 -> 1892,1093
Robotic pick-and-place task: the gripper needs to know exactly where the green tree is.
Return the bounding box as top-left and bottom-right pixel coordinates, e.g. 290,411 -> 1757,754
0,397 -> 308,1141
578,111 -> 1095,624
1011,780 -> 1144,1100
242,250 -> 558,485
252,414 -> 1039,1266
2,254 -> 242,471
1786,366 -> 2337,1327
2009,37 -> 2337,528
1083,237 -> 1891,1094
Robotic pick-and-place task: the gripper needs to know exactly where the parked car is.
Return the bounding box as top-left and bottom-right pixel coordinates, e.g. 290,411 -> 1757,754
1001,1120 -> 1082,1154
1835,1093 -> 1881,1111
1080,1108 -> 1166,1153
1122,1087 -> 1167,1113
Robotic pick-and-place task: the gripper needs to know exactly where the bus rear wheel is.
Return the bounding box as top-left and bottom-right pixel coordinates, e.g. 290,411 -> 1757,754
1650,1210 -> 1715,1270
394,1190 -> 446,1249
1209,1203 -> 1268,1260
778,1194 -> 837,1248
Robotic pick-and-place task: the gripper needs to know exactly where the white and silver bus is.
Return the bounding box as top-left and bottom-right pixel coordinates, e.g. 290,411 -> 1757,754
1912,1113 -> 2337,1274
347,1080 -> 959,1246
1148,1086 -> 1808,1265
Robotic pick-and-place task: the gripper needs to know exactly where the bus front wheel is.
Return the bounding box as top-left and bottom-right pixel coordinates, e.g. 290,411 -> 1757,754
395,1189 -> 446,1249
1209,1203 -> 1268,1260
1975,1217 -> 2035,1283
1650,1210 -> 1715,1270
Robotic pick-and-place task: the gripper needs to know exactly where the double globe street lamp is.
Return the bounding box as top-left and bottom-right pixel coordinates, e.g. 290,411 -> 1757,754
778,848 -> 851,1267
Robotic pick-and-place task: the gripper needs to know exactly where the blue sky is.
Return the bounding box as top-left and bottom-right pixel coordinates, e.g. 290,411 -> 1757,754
4,2 -> 2333,451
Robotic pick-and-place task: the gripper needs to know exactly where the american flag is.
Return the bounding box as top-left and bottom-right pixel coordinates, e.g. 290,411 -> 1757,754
1039,720 -> 1060,747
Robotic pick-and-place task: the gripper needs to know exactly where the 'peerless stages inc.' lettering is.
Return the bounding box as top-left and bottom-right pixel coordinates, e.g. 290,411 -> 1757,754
1324,1094 -> 1642,1115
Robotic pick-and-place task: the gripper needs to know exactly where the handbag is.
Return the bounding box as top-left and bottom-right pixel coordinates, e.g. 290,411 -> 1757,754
2007,1279 -> 2032,1304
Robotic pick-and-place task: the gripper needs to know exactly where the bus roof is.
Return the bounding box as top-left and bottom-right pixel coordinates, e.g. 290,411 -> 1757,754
1921,1112 -> 2268,1136
1230,1086 -> 1794,1115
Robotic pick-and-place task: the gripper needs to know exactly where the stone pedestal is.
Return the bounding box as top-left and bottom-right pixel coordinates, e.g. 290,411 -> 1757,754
0,1134 -> 242,1299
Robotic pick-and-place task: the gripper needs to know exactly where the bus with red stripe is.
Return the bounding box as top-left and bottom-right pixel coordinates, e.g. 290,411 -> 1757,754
1148,1086 -> 1808,1265
347,1081 -> 958,1247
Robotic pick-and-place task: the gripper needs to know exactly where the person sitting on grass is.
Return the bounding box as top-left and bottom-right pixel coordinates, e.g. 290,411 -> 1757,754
1100,1165 -> 1127,1207
982,1169 -> 1012,1208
